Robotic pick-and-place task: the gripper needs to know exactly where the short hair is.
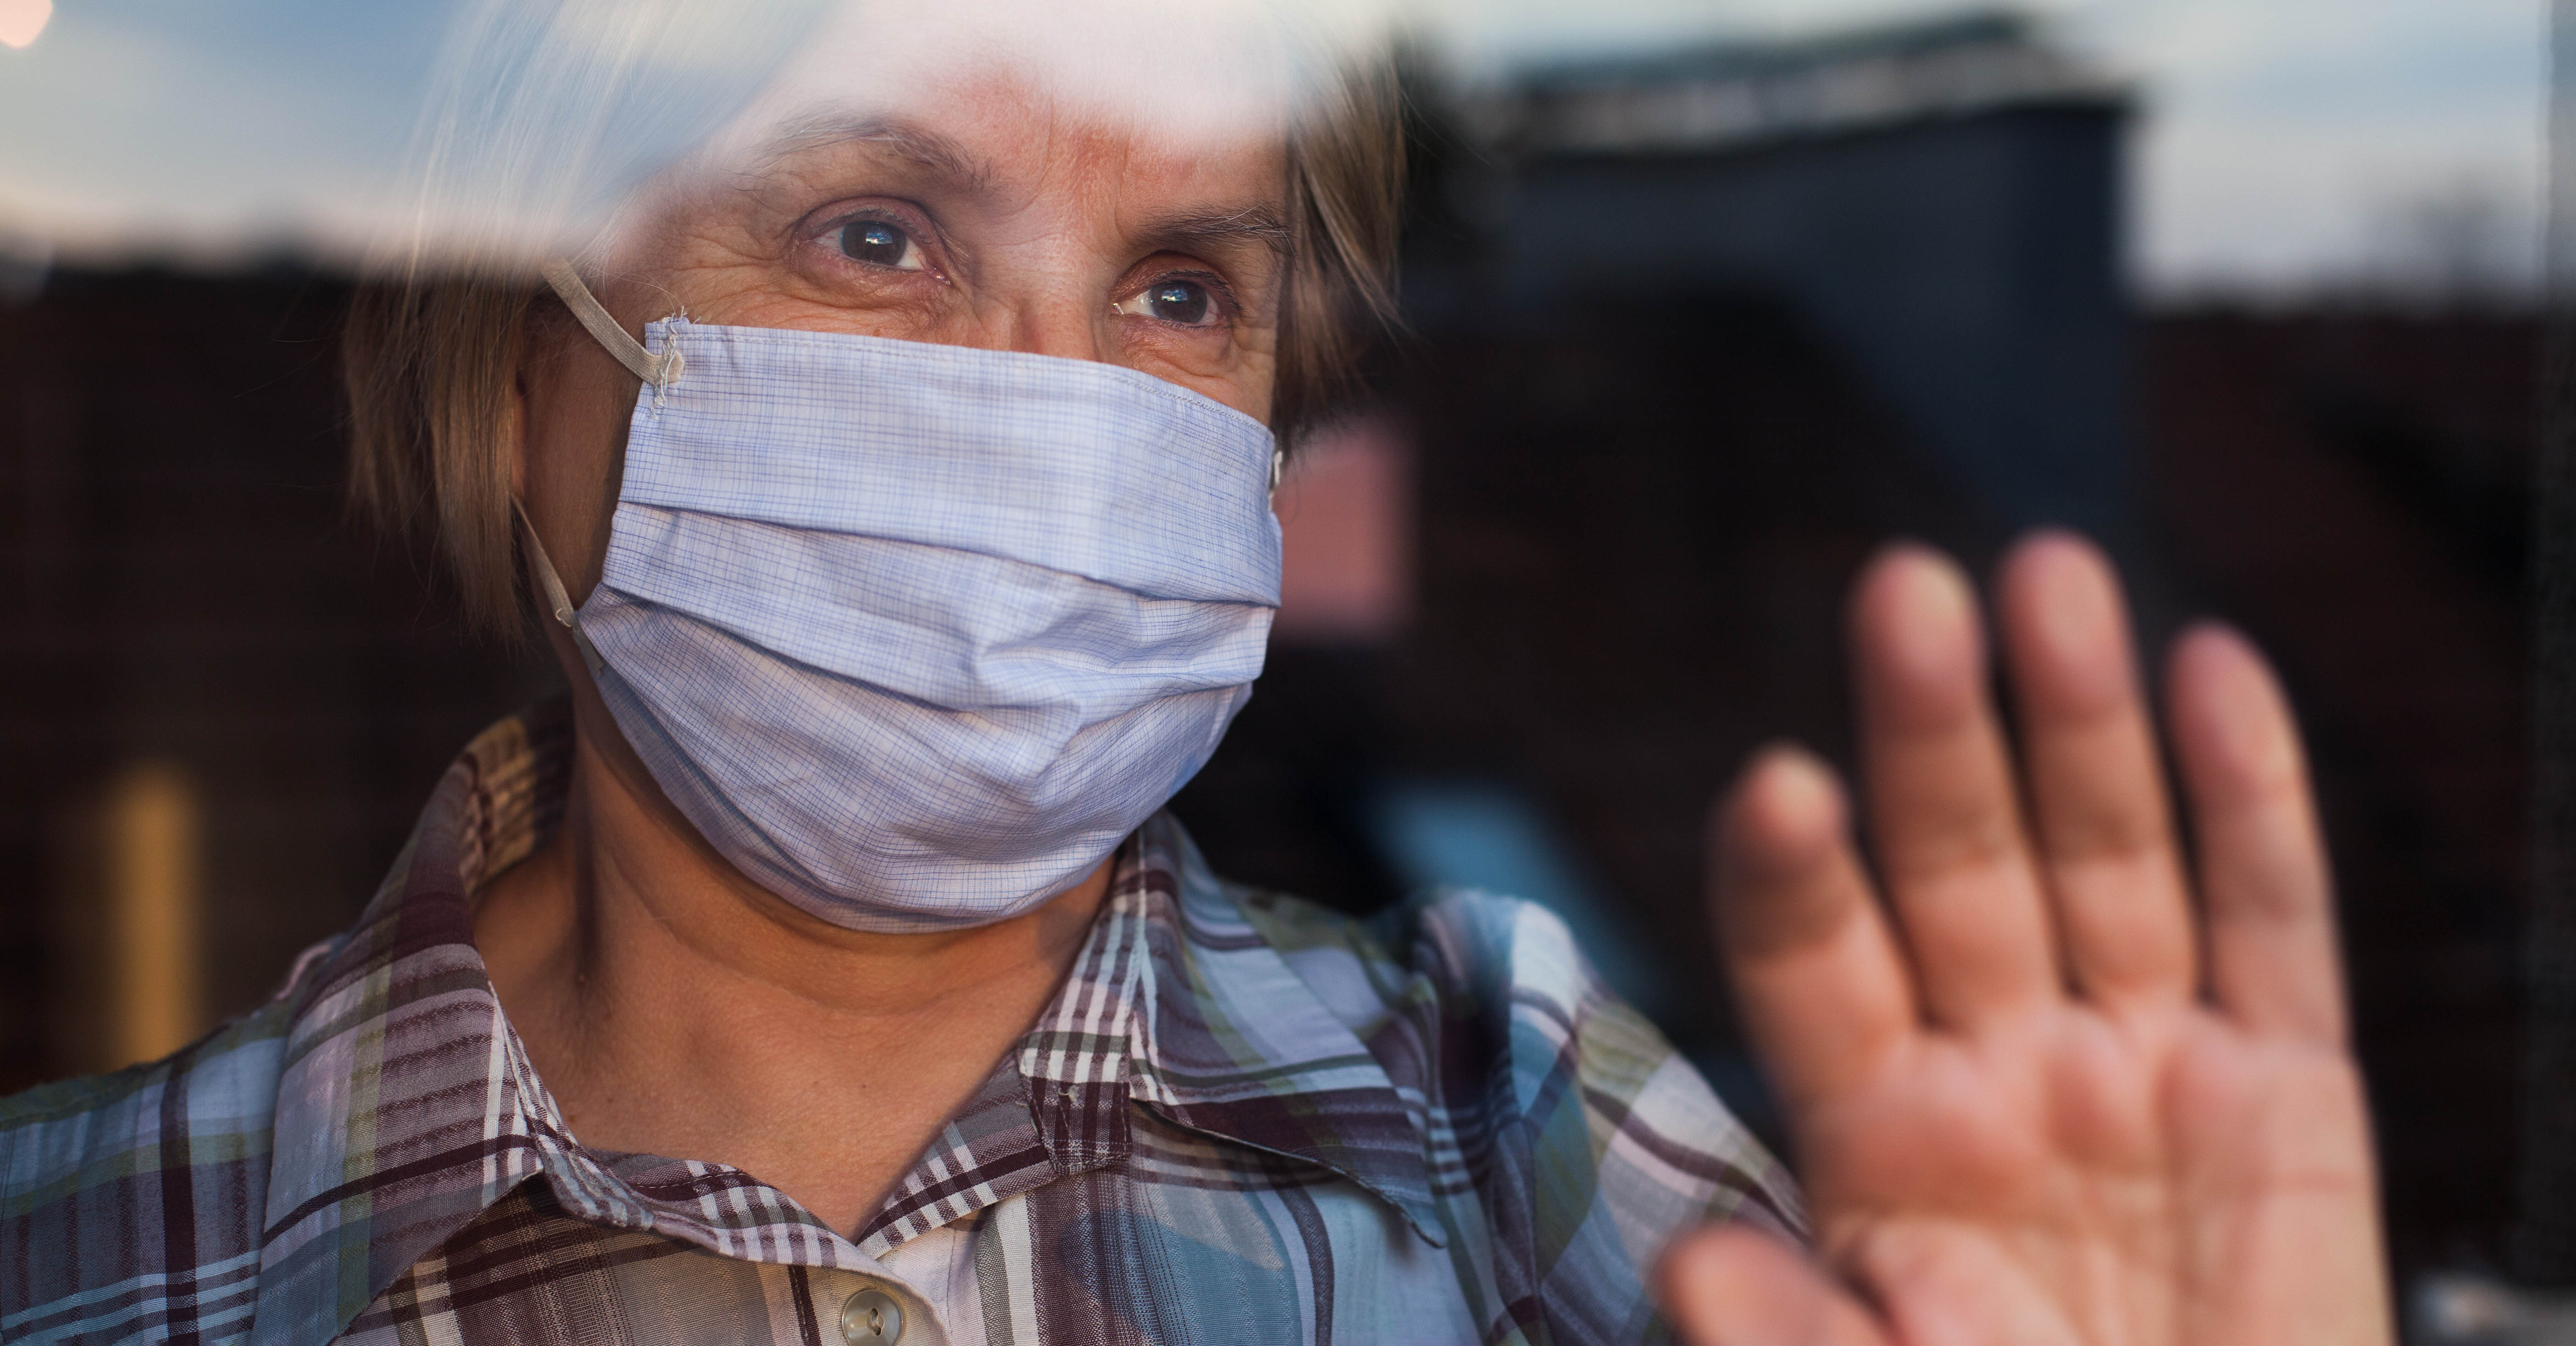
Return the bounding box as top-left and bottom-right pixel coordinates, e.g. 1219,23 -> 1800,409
344,61 -> 1403,635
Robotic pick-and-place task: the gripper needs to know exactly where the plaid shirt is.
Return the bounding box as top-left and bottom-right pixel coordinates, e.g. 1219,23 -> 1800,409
3,703 -> 1799,1345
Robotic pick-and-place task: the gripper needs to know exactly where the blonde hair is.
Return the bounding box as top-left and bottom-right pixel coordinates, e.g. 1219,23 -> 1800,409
344,62 -> 1404,635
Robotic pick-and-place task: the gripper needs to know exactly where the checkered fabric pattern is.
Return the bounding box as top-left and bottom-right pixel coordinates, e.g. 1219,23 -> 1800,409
3,702 -> 1802,1345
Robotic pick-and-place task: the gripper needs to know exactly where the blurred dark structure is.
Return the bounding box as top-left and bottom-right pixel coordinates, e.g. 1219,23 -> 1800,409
0,6 -> 2534,1307
2513,0 -> 2576,1289
1465,13 -> 2133,534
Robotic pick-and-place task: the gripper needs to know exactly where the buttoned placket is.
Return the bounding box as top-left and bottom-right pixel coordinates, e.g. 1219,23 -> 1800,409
494,1020 -> 971,1346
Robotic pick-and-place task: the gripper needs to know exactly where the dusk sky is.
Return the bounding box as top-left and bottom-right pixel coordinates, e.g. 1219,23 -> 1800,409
0,0 -> 2545,296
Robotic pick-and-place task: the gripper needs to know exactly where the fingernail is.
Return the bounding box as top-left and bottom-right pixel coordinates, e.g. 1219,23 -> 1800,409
1756,745 -> 1838,820
1867,547 -> 1978,685
2025,546 -> 2124,676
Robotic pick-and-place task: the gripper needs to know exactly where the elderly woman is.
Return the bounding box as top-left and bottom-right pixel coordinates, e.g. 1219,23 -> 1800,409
4,6 -> 2389,1346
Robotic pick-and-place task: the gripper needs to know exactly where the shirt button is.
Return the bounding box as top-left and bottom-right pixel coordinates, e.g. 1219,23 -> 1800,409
839,1286 -> 904,1345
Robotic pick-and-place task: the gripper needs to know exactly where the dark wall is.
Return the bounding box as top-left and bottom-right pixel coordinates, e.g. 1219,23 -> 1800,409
2140,311 -> 2534,1274
0,270 -> 553,1091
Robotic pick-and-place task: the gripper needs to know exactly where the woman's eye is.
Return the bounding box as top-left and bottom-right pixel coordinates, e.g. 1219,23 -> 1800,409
1113,278 -> 1222,327
837,220 -> 924,272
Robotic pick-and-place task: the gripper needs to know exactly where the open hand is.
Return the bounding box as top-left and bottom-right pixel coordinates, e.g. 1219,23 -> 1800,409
1660,534 -> 2392,1346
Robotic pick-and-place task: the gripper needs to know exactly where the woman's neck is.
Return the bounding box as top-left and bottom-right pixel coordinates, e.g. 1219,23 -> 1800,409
472,706 -> 1112,1234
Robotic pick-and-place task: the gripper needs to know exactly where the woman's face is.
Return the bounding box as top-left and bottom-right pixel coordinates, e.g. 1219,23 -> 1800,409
518,71 -> 1291,595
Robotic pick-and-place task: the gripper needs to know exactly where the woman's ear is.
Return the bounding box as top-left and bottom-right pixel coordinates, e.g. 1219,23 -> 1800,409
508,298 -> 641,609
507,300 -> 567,506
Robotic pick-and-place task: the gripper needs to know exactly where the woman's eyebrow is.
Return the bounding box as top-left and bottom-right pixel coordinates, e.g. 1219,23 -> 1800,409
759,114 -> 998,194
1139,206 -> 1294,260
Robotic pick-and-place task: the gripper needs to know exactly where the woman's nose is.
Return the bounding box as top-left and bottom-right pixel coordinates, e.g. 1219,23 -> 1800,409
1007,316 -> 1110,364
989,286 -> 1116,366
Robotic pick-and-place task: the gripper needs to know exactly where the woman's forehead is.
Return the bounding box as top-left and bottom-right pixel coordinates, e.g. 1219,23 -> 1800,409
754,90 -> 1285,195
634,74 -> 1291,253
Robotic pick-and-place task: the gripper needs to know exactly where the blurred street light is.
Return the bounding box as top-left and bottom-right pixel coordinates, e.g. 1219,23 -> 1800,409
0,0 -> 51,50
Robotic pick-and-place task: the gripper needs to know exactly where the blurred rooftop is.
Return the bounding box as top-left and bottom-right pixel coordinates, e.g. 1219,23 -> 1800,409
1477,11 -> 2127,157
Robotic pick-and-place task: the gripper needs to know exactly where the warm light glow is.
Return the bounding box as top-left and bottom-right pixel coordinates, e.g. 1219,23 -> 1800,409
105,760 -> 205,1068
0,0 -> 50,50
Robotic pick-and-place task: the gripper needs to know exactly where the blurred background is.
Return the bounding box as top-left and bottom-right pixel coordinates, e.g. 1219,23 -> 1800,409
0,0 -> 2557,1336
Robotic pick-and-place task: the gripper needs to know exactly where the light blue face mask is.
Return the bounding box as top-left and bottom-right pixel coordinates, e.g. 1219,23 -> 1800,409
525,264 -> 1282,932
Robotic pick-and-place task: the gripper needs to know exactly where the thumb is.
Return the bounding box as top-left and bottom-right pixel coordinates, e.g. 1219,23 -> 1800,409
1658,1225 -> 1890,1346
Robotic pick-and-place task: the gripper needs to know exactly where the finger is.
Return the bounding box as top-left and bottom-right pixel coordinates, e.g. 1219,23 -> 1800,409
1851,546 -> 2058,1026
1714,747 -> 1916,1108
1659,1225 -> 1891,1346
2165,624 -> 2344,1043
1993,532 -> 2196,1002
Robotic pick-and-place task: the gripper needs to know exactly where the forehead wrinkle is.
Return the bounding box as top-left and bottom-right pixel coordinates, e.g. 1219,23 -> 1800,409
756,113 -> 1000,195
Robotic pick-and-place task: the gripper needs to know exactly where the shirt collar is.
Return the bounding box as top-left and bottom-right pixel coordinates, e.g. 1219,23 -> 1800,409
251,703 -> 1435,1346
1022,812 -> 1442,1244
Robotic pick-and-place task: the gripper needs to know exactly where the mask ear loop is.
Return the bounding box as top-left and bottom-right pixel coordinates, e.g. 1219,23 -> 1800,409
512,498 -> 608,679
539,261 -> 686,409
523,260 -> 668,678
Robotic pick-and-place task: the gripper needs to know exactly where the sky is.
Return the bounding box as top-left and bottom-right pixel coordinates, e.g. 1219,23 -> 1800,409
0,0 -> 2546,298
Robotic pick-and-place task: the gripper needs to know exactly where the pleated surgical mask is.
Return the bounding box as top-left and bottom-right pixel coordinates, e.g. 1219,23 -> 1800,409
523,263 -> 1281,931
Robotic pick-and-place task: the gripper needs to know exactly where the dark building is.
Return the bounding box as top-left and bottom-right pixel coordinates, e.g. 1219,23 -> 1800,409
1460,13 -> 2134,534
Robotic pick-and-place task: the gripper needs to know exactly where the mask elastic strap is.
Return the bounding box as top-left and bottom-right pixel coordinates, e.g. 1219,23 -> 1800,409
539,261 -> 686,398
512,497 -> 608,678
